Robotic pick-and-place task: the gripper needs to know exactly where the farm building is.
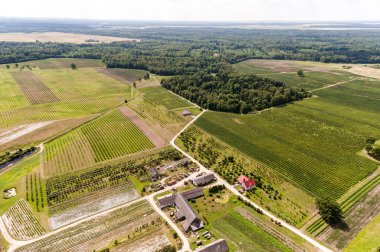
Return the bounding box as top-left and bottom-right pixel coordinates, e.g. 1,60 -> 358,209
195,239 -> 229,252
191,173 -> 216,186
148,167 -> 160,181
237,175 -> 256,191
158,188 -> 204,232
181,110 -> 193,116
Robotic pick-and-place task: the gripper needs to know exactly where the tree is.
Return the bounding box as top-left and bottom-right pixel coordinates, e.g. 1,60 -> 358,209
133,82 -> 137,88
316,197 -> 343,224
297,69 -> 304,77
70,63 -> 77,70
144,72 -> 150,80
15,63 -> 19,68
367,137 -> 376,144
6,65 -> 10,69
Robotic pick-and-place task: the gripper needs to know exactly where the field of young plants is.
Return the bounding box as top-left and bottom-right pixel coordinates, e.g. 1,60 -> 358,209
195,79 -> 380,200
43,109 -> 154,177
2,199 -> 45,240
15,200 -> 160,252
0,70 -> 30,111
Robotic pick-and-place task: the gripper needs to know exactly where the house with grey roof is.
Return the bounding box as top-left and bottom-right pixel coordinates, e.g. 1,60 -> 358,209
157,188 -> 204,232
191,173 -> 216,186
195,239 -> 229,252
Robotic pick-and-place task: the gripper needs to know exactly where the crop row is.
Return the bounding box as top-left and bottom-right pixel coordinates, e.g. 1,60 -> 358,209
0,95 -> 125,129
2,199 -> 45,240
0,70 -> 29,111
16,201 -> 157,252
43,109 -> 154,177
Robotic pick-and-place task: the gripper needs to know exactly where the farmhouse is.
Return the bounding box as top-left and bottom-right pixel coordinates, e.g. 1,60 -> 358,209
158,188 -> 204,232
237,175 -> 256,191
148,167 -> 160,181
181,109 -> 193,117
195,239 -> 229,252
191,173 -> 216,186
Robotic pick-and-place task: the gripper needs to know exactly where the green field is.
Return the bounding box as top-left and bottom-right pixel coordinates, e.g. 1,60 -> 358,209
43,109 -> 154,177
233,59 -> 358,90
4,58 -> 104,69
195,79 -> 380,200
140,86 -> 195,110
0,70 -> 30,111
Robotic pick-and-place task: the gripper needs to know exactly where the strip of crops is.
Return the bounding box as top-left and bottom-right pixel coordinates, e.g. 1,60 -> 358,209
36,68 -> 130,101
195,81 -> 380,200
1,199 -> 45,240
0,70 -> 29,111
11,71 -> 60,104
0,95 -> 125,129
81,110 -> 154,162
140,86 -> 195,110
16,201 -> 157,252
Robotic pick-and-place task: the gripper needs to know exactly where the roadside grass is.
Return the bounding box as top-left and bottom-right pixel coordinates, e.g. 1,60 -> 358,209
344,212 -> 380,252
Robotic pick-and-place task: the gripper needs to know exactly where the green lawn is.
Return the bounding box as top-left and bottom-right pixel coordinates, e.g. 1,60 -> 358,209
195,79 -> 380,200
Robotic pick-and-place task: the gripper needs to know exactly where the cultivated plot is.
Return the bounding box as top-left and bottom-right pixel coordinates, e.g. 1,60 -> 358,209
43,109 -> 154,176
0,70 -> 29,111
195,79 -> 380,200
2,199 -> 45,240
11,71 -> 59,105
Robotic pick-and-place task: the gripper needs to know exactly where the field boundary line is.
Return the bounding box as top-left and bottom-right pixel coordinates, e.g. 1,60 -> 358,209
310,77 -> 359,92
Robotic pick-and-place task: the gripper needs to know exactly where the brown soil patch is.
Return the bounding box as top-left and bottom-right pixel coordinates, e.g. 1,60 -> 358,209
0,32 -> 139,44
0,116 -> 95,152
99,68 -> 146,83
11,71 -> 59,104
119,107 -> 166,147
317,184 -> 380,251
247,59 -> 340,73
348,66 -> 380,80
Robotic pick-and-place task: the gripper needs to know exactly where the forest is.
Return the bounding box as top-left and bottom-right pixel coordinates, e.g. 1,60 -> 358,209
161,67 -> 310,113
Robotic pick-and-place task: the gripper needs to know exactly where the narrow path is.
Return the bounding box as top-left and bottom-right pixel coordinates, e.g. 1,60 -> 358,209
310,78 -> 358,92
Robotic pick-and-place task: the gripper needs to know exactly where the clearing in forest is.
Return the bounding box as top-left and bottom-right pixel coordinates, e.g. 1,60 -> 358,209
195,79 -> 380,200
2,199 -> 46,240
119,107 -> 166,147
11,71 -> 59,105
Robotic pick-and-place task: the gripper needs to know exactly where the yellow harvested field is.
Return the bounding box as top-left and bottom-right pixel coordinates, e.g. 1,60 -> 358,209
0,32 -> 139,44
348,66 -> 380,80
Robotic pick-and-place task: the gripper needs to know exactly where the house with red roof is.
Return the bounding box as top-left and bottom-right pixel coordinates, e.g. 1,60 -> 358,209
237,175 -> 256,191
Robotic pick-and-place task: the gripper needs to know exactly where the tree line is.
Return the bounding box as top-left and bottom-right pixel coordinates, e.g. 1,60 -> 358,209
161,67 -> 310,114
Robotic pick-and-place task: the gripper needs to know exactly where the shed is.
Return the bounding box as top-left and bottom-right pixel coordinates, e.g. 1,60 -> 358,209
181,110 -> 193,116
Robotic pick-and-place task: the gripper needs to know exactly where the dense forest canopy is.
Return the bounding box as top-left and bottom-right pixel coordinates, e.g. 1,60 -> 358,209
161,67 -> 310,113
2,21 -> 380,75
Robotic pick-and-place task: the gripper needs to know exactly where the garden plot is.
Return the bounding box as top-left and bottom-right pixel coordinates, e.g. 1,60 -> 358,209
112,231 -> 170,252
2,199 -> 45,240
50,188 -> 139,229
11,71 -> 59,105
16,201 -> 159,252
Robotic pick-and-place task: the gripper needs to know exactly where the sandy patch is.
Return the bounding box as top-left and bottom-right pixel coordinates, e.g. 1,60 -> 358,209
0,121 -> 52,145
348,66 -> 380,79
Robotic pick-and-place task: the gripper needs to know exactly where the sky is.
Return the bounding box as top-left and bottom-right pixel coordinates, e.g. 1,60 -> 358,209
1,0 -> 380,22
